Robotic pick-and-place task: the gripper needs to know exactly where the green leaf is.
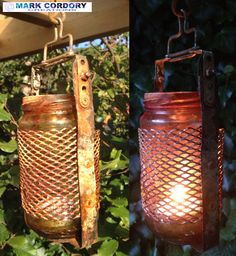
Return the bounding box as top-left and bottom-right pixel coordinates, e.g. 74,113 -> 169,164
228,210 -> 236,227
98,239 -> 119,256
7,236 -> 29,249
7,236 -> 46,256
230,198 -> 236,210
109,178 -> 124,190
106,196 -> 128,207
106,217 -> 117,224
111,136 -> 127,143
107,206 -> 129,228
0,109 -> 11,122
8,165 -> 20,188
0,94 -> 8,103
0,223 -> 10,243
224,65 -> 235,74
220,226 -> 235,241
0,185 -> 6,197
166,245 -> 183,256
13,249 -> 36,256
0,140 -> 17,153
107,88 -> 115,98
116,252 -> 127,256
0,209 -> 5,224
101,149 -> 128,171
115,225 -> 129,238
110,148 -> 121,159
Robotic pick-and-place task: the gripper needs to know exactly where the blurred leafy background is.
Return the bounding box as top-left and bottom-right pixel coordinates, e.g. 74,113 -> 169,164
0,32 -> 129,255
130,0 -> 236,255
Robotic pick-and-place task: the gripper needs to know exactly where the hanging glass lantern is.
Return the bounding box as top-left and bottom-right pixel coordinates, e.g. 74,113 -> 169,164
138,2 -> 224,252
17,17 -> 100,248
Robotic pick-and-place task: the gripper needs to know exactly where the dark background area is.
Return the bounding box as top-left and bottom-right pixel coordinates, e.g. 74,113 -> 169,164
130,0 -> 236,255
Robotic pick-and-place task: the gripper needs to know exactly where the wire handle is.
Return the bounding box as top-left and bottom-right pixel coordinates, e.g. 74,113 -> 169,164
42,17 -> 74,67
30,15 -> 75,95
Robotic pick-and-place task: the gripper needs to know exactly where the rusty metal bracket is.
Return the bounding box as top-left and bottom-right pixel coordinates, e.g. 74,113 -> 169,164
73,55 -> 98,248
199,51 -> 219,251
155,49 -> 202,91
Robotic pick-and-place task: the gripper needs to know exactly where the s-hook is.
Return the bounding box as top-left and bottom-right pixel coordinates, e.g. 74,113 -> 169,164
167,0 -> 198,58
155,0 -> 201,91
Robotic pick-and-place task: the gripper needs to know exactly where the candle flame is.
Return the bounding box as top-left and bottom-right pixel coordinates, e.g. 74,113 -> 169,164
170,184 -> 188,203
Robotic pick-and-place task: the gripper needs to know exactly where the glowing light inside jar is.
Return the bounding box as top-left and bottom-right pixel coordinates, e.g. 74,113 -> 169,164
170,184 -> 188,203
158,184 -> 190,217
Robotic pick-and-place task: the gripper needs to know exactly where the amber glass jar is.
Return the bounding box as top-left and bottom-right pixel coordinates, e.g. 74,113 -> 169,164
18,94 -> 80,241
139,92 -> 203,248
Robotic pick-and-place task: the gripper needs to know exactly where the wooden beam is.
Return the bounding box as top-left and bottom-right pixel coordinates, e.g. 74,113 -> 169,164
0,0 -> 129,60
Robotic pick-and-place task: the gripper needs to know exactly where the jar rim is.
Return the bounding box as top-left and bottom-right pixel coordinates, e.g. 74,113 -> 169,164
23,94 -> 74,104
144,91 -> 200,110
22,94 -> 75,112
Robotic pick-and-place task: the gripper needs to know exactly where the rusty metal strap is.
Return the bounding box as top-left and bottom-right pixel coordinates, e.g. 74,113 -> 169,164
199,51 -> 220,251
73,55 -> 98,248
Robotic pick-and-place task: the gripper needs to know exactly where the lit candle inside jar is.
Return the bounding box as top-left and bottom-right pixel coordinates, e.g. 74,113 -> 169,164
158,160 -> 202,219
169,184 -> 189,217
158,184 -> 190,218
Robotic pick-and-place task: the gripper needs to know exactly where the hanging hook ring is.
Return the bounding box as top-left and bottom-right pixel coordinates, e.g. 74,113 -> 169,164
172,0 -> 191,18
48,12 -> 66,25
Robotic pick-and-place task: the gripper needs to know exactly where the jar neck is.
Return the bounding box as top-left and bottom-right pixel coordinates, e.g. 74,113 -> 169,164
142,91 -> 201,125
144,92 -> 201,112
22,94 -> 75,113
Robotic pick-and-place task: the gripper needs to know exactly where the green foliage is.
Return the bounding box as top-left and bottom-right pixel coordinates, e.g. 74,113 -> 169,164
131,0 -> 236,255
0,33 -> 128,255
98,239 -> 119,256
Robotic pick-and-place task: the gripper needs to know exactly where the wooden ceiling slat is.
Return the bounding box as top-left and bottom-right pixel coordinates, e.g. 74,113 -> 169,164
0,0 -> 129,60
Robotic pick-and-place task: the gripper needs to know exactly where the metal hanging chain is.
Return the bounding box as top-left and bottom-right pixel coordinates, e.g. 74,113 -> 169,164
167,0 -> 198,57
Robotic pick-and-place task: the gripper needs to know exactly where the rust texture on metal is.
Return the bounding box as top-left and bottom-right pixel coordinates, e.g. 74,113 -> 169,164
199,51 -> 221,250
73,55 -> 99,248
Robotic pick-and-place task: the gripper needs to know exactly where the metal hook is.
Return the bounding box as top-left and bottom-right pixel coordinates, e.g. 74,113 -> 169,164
57,17 -> 73,54
166,4 -> 198,57
48,12 -> 66,25
43,26 -> 59,62
42,17 -> 74,63
172,0 -> 191,18
31,14 -> 75,95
